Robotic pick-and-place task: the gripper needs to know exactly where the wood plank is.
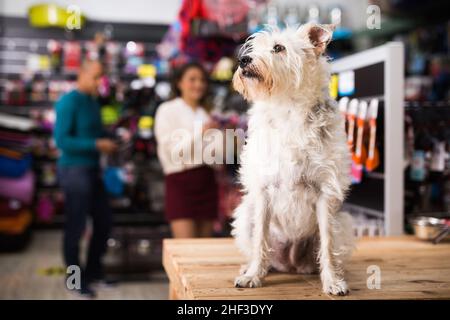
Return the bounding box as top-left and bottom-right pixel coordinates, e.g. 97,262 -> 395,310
169,283 -> 178,300
163,239 -> 193,299
163,236 -> 450,300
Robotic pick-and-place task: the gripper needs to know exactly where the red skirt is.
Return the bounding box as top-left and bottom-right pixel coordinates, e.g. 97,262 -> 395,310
164,166 -> 218,222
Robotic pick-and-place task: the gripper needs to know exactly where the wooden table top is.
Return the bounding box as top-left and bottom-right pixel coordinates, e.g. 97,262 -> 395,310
162,236 -> 450,300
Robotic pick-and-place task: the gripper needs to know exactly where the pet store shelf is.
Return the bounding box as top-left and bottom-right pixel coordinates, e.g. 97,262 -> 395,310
0,105 -> 53,116
332,42 -> 404,235
342,203 -> 383,219
365,172 -> 385,180
39,212 -> 165,228
404,101 -> 450,109
0,17 -> 171,229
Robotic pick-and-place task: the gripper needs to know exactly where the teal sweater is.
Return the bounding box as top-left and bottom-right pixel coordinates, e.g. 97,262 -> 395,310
54,90 -> 103,167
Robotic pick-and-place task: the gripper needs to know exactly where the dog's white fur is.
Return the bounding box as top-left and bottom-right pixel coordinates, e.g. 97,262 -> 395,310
231,23 -> 354,295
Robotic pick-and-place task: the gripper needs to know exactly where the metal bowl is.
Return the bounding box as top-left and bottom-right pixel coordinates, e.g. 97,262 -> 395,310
411,216 -> 447,240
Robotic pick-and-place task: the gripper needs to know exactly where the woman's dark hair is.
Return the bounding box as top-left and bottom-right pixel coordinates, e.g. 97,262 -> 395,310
170,62 -> 210,109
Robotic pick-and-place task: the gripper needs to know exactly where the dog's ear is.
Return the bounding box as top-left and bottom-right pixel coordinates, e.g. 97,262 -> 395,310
298,23 -> 335,56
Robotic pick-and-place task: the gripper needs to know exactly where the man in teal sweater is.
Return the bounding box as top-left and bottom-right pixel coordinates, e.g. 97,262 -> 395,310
54,60 -> 117,298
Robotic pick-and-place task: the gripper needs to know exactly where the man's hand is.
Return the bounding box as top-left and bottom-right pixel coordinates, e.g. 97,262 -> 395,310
96,139 -> 118,154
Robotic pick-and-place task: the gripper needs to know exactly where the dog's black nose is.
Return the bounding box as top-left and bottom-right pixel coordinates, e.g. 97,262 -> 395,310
239,56 -> 252,68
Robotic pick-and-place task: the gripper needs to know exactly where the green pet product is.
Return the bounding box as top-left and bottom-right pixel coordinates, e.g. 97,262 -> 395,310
101,105 -> 120,126
28,3 -> 86,29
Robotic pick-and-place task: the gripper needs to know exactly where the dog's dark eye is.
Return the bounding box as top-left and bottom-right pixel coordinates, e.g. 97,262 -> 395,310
272,44 -> 285,53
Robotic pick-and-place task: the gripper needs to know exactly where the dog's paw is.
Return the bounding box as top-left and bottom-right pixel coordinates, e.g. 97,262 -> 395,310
234,275 -> 262,288
323,279 -> 349,296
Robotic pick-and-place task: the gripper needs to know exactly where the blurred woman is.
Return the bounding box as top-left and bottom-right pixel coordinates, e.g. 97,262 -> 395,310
155,62 -> 219,238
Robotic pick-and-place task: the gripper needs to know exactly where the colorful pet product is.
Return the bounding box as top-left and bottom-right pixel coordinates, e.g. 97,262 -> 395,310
365,99 -> 380,172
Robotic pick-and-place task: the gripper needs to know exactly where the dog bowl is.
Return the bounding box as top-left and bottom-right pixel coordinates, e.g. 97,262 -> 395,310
411,216 -> 449,242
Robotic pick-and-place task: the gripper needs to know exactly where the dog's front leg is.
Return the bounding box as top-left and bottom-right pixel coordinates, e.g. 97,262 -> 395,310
234,193 -> 271,288
316,194 -> 349,295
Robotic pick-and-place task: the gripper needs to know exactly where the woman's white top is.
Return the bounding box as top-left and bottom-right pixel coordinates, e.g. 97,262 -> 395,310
154,97 -> 212,175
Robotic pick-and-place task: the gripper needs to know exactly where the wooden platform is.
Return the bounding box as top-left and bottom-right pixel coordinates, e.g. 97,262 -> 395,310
163,236 -> 450,300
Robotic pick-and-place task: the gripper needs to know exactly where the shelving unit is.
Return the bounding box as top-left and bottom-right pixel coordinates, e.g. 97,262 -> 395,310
0,16 -> 169,228
332,42 -> 405,235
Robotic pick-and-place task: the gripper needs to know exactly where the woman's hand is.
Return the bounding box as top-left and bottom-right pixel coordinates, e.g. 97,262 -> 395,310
202,120 -> 220,133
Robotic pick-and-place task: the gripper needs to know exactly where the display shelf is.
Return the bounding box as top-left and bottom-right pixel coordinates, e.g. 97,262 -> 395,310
332,42 -> 405,235
405,101 -> 450,109
0,16 -> 168,44
342,202 -> 383,219
0,17 -> 170,229
36,212 -> 166,228
0,105 -> 53,116
365,172 -> 385,180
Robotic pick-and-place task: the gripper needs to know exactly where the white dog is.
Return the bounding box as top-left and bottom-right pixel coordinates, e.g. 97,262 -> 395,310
231,23 -> 354,296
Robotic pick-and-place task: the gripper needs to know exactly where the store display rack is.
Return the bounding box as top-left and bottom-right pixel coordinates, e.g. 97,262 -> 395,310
0,16 -> 170,227
332,42 -> 405,236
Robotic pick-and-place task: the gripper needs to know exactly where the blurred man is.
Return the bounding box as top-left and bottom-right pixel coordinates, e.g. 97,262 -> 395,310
54,60 -> 117,298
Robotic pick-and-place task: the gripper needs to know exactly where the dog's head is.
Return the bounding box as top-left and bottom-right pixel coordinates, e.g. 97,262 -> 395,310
233,23 -> 335,101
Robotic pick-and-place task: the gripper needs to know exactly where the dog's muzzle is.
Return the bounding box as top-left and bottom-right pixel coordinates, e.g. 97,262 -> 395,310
239,55 -> 252,68
238,56 -> 259,79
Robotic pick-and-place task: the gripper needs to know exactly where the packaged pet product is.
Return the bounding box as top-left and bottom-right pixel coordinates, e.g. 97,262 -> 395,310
5,80 -> 26,106
0,153 -> 32,178
36,193 -> 55,222
105,42 -> 120,74
346,99 -> 358,150
0,171 -> 35,204
31,79 -> 48,103
410,150 -> 426,182
156,21 -> 181,61
103,167 -> 125,196
0,146 -> 23,160
63,41 -> 82,72
347,99 -> 361,183
0,130 -> 33,151
123,42 -> 144,74
40,163 -> 57,187
365,99 -> 380,171
338,97 -> 349,115
352,100 -> 368,166
0,113 -> 35,131
47,40 -> 62,73
0,209 -> 32,235
138,116 -> 154,139
101,104 -> 120,126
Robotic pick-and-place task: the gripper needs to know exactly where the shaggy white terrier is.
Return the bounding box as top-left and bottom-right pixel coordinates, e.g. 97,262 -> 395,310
231,23 -> 354,296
